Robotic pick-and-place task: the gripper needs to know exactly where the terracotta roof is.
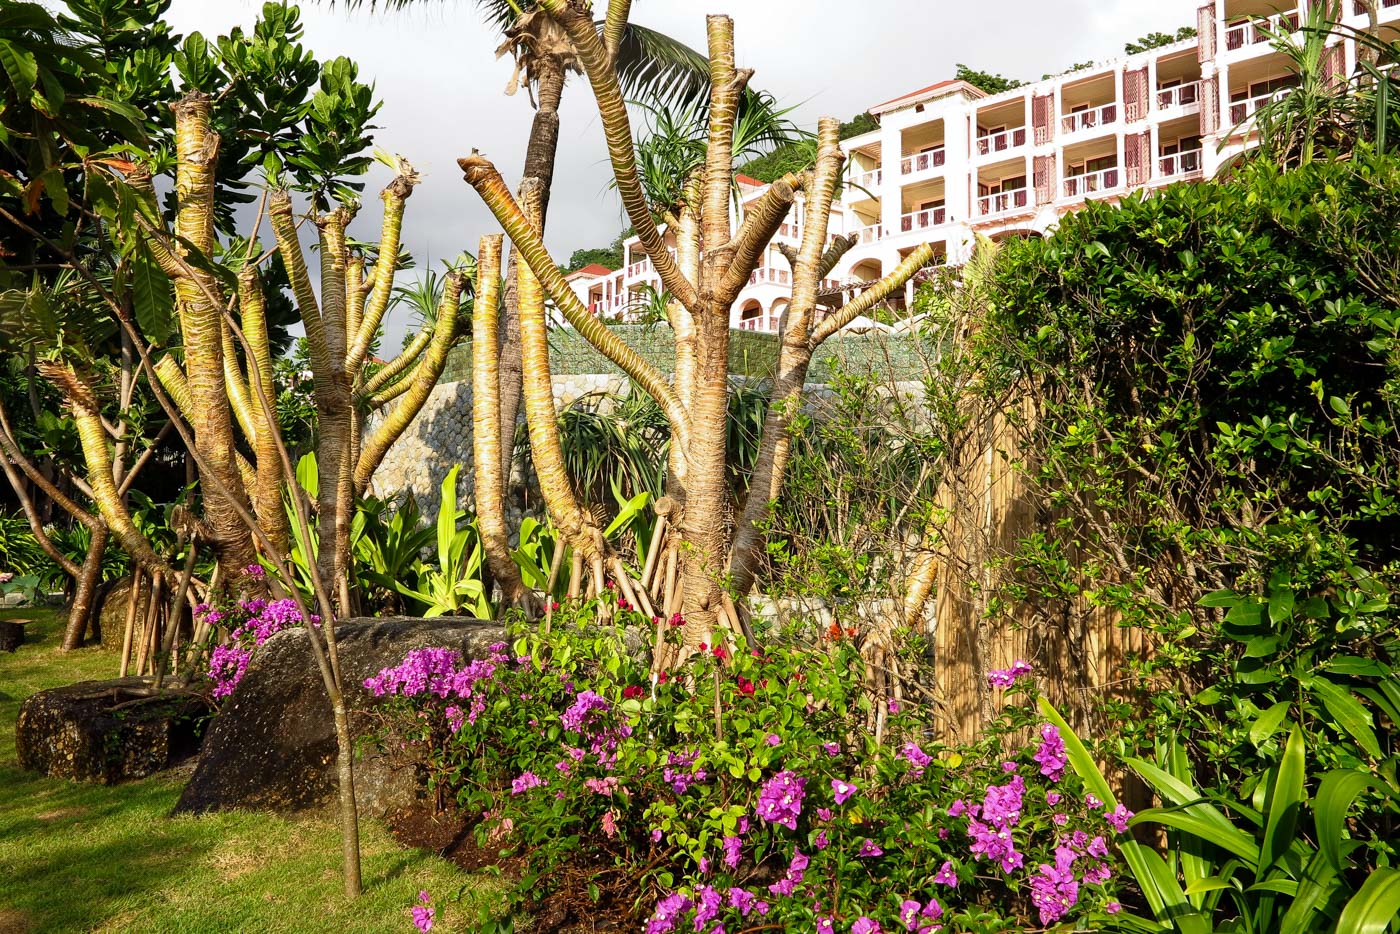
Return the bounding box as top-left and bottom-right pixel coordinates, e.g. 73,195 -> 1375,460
735,173 -> 766,187
869,79 -> 982,113
566,263 -> 615,278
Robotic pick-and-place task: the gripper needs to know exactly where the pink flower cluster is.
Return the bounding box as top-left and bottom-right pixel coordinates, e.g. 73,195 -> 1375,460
754,770 -> 806,831
986,659 -> 1033,688
205,598 -> 313,698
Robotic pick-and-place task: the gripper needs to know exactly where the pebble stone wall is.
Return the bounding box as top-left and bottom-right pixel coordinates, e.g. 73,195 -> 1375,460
372,326 -> 934,516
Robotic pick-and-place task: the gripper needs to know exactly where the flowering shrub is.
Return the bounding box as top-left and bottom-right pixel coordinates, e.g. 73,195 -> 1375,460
368,604 -> 1131,931
198,595 -> 314,698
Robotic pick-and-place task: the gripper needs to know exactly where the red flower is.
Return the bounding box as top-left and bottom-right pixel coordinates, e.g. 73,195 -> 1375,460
713,645 -> 729,661
623,685 -> 643,699
658,671 -> 670,684
846,627 -> 858,638
618,598 -> 631,611
827,623 -> 843,641
737,677 -> 756,696
669,612 -> 685,628
550,601 -> 560,612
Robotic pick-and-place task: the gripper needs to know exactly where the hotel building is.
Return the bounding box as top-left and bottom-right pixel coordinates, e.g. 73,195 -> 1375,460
567,0 -> 1400,333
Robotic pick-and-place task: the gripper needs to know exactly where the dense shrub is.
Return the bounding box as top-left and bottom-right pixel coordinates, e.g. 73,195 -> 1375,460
367,598 -> 1135,932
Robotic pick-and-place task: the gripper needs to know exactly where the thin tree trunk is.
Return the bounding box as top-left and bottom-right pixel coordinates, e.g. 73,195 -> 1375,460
498,54 -> 567,519
473,236 -> 531,609
63,525 -> 109,650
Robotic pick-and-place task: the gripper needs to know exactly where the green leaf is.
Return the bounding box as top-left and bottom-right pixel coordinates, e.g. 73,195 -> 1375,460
0,38 -> 38,100
1316,770 -> 1384,872
39,166 -> 68,216
131,245 -> 173,345
1249,702 -> 1291,747
1312,679 -> 1382,760
1138,807 -> 1262,865
1336,868 -> 1400,934
1261,725 -> 1306,874
1200,589 -> 1241,608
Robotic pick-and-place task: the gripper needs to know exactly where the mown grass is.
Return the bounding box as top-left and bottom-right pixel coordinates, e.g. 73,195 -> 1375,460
0,609 -> 492,933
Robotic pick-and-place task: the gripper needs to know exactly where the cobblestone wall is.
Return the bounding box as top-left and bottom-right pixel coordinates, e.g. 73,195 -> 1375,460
374,327 -> 932,515
438,325 -> 935,382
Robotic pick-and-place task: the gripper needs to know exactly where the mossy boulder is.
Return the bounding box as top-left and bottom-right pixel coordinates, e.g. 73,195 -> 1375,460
173,616 -> 505,817
15,679 -> 212,783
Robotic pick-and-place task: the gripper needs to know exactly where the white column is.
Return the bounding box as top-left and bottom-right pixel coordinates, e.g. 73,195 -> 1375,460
943,113 -> 971,227
879,120 -> 902,234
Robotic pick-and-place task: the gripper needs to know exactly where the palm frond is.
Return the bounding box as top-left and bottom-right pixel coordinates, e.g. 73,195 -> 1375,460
613,22 -> 709,110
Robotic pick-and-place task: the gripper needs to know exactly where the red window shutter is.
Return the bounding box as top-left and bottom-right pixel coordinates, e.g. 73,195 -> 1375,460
1033,155 -> 1055,202
1200,75 -> 1219,135
1197,3 -> 1216,63
1322,44 -> 1345,86
1032,94 -> 1053,144
1124,133 -> 1150,185
1125,68 -> 1149,122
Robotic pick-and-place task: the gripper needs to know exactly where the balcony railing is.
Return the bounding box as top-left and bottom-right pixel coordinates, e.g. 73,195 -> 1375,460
748,267 -> 792,287
1224,11 -> 1300,51
977,188 -> 1030,217
975,128 -> 1026,157
1062,102 -> 1118,134
1063,166 -> 1121,198
901,147 -> 946,175
900,206 -> 946,232
625,258 -> 652,278
1158,149 -> 1203,178
848,168 -> 883,192
1229,88 -> 1292,124
852,223 -> 883,244
1156,80 -> 1201,110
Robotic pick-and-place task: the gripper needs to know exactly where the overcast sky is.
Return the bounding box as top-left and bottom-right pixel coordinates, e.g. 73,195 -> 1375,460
164,0 -> 1202,347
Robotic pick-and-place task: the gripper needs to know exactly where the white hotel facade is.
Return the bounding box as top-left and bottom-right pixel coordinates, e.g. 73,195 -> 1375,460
567,0 -> 1400,334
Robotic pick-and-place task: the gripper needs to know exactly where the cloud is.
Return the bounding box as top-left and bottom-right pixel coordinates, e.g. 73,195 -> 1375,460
166,0 -> 1200,347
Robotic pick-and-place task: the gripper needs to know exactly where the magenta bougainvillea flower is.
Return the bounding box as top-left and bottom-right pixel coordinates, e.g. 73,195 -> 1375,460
986,659 -> 1033,688
755,771 -> 806,830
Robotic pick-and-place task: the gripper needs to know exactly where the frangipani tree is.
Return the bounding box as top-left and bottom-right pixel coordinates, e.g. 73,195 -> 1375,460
463,4 -> 934,655
344,0 -> 722,609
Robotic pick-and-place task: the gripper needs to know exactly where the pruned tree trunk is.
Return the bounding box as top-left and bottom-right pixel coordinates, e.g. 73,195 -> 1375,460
466,3 -> 931,652
64,525 -> 109,649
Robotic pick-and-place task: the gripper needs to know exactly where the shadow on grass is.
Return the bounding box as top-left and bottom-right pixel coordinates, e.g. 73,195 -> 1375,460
0,768 -> 207,932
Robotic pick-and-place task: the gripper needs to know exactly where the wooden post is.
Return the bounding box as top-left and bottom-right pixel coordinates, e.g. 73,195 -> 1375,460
119,570 -> 143,678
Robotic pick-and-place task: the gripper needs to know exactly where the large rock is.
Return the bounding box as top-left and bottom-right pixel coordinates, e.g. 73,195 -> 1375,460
98,575 -> 153,651
16,678 -> 212,783
174,616 -> 505,817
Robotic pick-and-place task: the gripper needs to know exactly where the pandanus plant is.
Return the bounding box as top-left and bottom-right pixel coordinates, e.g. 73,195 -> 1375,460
463,3 -> 935,658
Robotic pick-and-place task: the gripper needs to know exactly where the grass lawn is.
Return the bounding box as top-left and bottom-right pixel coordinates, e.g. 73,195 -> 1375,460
0,609 -> 492,933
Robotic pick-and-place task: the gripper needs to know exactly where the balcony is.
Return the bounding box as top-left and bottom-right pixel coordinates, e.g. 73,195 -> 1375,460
1063,166 -> 1121,198
625,257 -> 652,278
1224,11 -> 1300,52
1229,87 -> 1291,124
899,206 -> 946,233
849,167 -> 883,191
747,267 -> 792,287
1062,102 -> 1118,135
1158,149 -> 1203,178
1157,81 -> 1201,110
901,147 -> 946,175
977,188 -> 1030,217
852,222 -> 883,244
975,128 -> 1027,158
